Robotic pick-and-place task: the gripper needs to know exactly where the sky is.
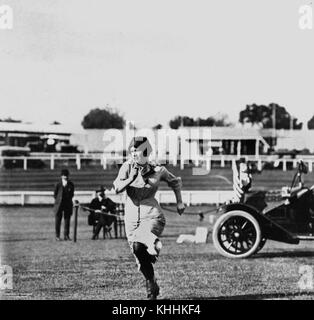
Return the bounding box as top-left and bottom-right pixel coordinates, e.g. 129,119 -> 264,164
0,0 -> 313,130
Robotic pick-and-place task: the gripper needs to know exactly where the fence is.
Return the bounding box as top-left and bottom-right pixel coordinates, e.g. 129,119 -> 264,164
1,152 -> 314,172
0,190 -> 235,206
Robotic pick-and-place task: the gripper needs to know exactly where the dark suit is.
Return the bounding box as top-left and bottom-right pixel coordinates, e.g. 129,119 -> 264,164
89,197 -> 116,238
53,180 -> 75,238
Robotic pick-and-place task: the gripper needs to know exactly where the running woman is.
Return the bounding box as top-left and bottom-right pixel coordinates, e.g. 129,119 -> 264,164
113,136 -> 185,299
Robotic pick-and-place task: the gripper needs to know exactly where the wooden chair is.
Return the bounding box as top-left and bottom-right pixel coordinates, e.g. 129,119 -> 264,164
114,203 -> 126,238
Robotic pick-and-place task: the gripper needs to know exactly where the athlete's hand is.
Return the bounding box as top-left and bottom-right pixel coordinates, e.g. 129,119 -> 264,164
129,165 -> 139,181
177,202 -> 186,215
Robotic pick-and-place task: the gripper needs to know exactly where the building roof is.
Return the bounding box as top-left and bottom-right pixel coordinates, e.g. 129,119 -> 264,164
0,122 -> 73,135
182,127 -> 270,148
182,126 -> 264,140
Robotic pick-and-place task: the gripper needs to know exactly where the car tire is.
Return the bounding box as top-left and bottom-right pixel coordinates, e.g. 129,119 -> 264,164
212,210 -> 262,259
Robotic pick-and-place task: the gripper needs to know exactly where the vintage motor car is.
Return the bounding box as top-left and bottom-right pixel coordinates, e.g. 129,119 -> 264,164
212,160 -> 314,258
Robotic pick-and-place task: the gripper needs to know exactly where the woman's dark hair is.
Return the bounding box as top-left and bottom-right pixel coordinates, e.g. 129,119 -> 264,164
128,136 -> 152,157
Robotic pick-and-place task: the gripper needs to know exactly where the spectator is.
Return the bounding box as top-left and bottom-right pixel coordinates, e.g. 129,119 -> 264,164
53,169 -> 75,241
89,186 -> 117,240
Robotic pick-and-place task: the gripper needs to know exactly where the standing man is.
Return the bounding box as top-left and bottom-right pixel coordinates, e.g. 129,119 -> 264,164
53,169 -> 75,241
89,186 -> 117,240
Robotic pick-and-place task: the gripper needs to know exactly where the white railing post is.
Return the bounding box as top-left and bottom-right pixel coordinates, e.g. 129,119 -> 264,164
206,157 -> 211,172
257,159 -> 262,171
76,154 -> 81,170
186,192 -> 191,207
21,193 -> 25,206
102,155 -> 107,170
180,157 -> 184,170
23,157 -> 27,170
283,159 -> 287,172
50,154 -> 55,170
172,155 -> 177,166
308,161 -> 313,173
220,155 -> 225,168
195,156 -> 199,167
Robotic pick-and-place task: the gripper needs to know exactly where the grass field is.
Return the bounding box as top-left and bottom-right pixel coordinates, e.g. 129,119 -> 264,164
1,205 -> 314,300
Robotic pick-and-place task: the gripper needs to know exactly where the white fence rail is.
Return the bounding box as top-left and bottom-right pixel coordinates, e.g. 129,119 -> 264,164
1,153 -> 314,172
0,190 -> 235,206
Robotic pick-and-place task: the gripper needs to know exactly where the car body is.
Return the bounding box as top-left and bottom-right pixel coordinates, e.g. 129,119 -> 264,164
212,160 -> 314,258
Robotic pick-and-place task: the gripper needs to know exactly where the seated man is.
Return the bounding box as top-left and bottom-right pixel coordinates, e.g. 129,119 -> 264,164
89,186 -> 117,240
232,158 -> 252,203
232,158 -> 267,212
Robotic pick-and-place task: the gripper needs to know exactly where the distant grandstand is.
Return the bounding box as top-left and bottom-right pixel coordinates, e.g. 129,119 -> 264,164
2,122 -> 314,206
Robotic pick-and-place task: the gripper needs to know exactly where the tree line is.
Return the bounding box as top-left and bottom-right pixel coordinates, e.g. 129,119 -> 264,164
80,103 -> 313,130
3,103 -> 314,129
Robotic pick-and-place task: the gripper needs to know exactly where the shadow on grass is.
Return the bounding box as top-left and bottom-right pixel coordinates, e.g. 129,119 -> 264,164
252,251 -> 314,259
190,291 -> 314,300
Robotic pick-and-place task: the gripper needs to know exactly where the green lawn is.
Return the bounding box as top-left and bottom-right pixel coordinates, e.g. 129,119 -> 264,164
1,206 -> 314,300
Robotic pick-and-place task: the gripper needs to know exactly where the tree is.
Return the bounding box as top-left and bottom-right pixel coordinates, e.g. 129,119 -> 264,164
308,116 -> 314,129
81,107 -> 125,129
51,121 -> 61,125
169,114 -> 230,129
239,103 -> 302,129
153,124 -> 163,130
0,117 -> 21,123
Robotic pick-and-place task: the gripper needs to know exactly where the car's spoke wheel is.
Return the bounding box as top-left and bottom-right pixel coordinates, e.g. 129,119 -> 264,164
254,237 -> 267,254
212,210 -> 261,258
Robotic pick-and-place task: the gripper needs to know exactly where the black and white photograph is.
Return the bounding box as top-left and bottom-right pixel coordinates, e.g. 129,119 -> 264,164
1,0 -> 314,307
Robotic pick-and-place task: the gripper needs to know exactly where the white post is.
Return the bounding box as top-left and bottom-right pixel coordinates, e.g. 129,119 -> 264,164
255,139 -> 259,159
221,155 -> 225,168
283,159 -> 287,172
50,154 -> 54,170
172,154 -> 177,166
308,161 -> 313,173
180,157 -> 184,170
76,154 -> 81,170
237,140 -> 241,157
293,160 -> 297,169
195,156 -> 199,167
257,159 -> 262,171
23,157 -> 27,170
21,193 -> 25,206
186,192 -> 191,207
206,157 -> 211,172
102,155 -> 107,170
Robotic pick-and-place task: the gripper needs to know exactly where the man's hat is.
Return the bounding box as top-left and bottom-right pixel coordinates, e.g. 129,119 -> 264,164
61,169 -> 69,176
96,185 -> 106,193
